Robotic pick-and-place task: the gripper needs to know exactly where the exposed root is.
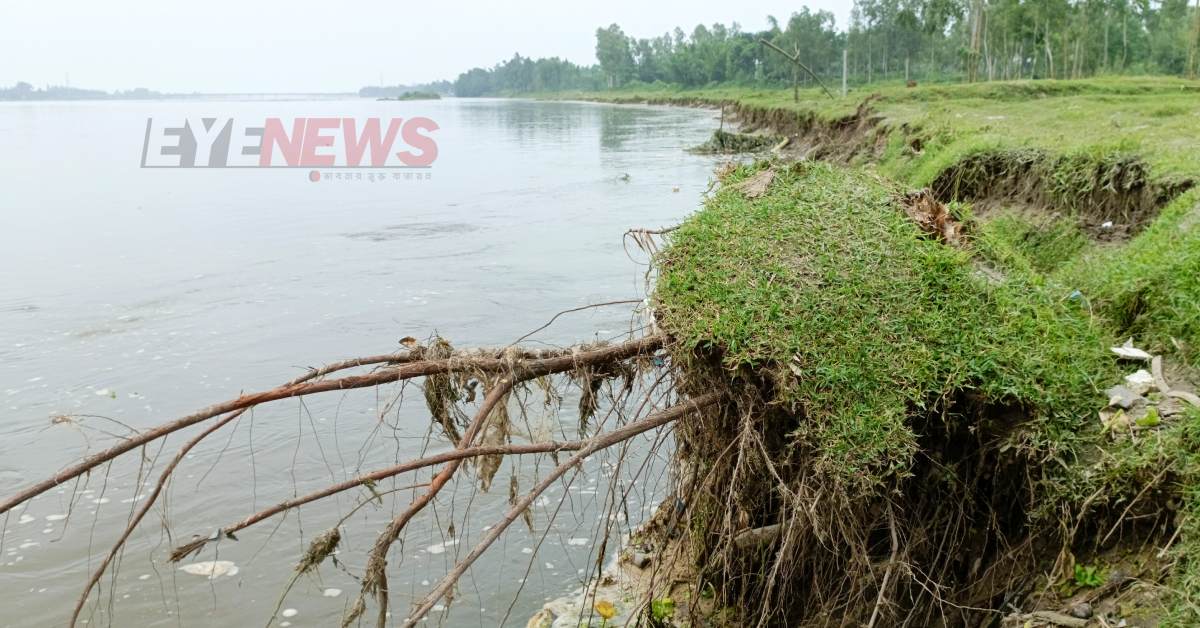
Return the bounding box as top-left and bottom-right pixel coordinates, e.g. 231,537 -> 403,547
400,392 -> 722,627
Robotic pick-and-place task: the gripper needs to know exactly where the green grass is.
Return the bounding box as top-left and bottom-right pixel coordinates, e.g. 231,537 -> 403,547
655,162 -> 1112,495
549,76 -> 1200,181
974,209 -> 1092,275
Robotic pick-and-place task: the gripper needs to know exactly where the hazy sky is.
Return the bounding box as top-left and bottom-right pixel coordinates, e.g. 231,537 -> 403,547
1,1 -> 852,93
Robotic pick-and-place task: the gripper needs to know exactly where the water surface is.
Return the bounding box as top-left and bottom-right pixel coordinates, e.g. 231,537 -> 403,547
0,97 -> 719,626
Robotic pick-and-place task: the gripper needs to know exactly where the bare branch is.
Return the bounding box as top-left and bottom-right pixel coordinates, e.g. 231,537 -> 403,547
401,392 -> 722,626
0,335 -> 663,516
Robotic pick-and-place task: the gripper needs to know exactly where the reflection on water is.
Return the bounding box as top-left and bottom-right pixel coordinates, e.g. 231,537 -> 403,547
0,97 -> 718,627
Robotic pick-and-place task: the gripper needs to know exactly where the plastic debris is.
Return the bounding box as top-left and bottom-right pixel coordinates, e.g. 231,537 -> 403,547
1105,385 -> 1142,410
1110,338 -> 1152,362
1124,369 -> 1156,395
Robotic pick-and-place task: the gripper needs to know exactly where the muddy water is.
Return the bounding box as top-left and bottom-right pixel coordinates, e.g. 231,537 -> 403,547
0,98 -> 719,627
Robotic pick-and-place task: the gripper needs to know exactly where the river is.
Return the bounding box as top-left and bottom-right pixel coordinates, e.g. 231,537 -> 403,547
0,97 -> 719,627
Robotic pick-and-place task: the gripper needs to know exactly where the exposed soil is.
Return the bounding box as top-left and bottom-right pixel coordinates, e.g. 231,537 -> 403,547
929,150 -> 1194,239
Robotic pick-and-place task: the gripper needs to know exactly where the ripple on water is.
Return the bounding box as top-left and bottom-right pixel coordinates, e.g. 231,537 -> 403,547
342,221 -> 481,242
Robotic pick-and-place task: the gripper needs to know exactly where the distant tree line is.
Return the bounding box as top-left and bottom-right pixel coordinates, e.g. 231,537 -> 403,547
452,56 -> 607,96
0,81 -> 164,101
453,0 -> 1200,95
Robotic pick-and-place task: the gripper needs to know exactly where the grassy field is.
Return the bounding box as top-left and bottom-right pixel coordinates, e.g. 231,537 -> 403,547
549,77 -> 1200,180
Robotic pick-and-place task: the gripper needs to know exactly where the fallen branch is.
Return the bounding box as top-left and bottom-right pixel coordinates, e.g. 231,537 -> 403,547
343,335 -> 664,626
505,299 -> 643,348
72,409 -> 244,626
198,434 -> 612,546
331,378 -> 515,628
401,392 -> 722,627
71,349 -> 426,626
0,335 -> 663,517
356,372 -> 531,626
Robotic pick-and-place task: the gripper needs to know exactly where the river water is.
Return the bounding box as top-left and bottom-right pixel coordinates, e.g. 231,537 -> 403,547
0,98 -> 719,626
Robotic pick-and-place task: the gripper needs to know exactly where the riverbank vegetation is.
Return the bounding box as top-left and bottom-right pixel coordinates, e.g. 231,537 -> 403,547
592,74 -> 1200,626
644,158 -> 1198,625
452,1 -> 1200,96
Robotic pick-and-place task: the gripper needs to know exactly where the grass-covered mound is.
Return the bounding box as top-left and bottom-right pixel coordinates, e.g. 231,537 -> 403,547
658,161 -> 1109,496
647,161 -> 1200,625
565,76 -> 1200,624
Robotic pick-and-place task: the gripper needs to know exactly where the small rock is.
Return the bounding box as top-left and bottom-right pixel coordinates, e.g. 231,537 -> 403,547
1106,385 -> 1142,410
628,551 -> 652,569
1068,601 -> 1093,619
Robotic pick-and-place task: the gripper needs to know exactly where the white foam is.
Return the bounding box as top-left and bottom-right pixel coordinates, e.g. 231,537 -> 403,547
178,560 -> 239,579
425,539 -> 459,555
